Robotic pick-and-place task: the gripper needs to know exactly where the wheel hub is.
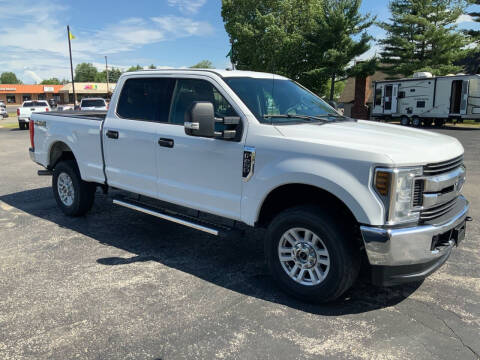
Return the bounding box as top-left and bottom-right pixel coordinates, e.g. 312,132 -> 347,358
277,227 -> 331,286
294,242 -> 317,268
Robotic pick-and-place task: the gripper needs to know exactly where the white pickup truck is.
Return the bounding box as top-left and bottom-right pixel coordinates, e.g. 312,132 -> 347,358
79,97 -> 108,111
17,100 -> 50,130
29,69 -> 470,302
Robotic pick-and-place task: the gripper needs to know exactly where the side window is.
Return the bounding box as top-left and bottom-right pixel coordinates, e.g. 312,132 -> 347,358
116,77 -> 175,122
170,79 -> 237,125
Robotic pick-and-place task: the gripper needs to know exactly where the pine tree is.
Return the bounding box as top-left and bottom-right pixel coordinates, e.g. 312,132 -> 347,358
304,0 -> 375,99
380,0 -> 468,77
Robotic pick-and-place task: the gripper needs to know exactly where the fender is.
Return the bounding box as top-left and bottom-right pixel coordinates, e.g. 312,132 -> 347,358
241,156 -> 385,226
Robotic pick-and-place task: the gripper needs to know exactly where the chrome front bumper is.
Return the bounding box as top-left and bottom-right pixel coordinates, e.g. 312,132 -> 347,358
360,196 -> 469,267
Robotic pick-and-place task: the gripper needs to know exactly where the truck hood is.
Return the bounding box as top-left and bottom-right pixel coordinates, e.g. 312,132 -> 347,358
274,120 -> 464,166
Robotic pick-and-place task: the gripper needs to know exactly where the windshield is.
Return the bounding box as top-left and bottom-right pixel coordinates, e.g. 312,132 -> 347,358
81,99 -> 105,107
224,77 -> 339,124
23,101 -> 48,107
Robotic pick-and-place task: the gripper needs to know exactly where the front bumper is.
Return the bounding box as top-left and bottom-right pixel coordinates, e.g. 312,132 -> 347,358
360,196 -> 469,285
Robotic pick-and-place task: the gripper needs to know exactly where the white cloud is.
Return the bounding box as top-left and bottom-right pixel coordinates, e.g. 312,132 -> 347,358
167,0 -> 207,15
0,0 -> 213,82
456,14 -> 474,24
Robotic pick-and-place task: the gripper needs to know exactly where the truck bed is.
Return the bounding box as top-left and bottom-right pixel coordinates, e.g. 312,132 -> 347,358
41,110 -> 107,121
31,111 -> 106,184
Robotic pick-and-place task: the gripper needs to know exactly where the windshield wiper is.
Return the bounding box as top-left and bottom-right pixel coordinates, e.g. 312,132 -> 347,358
263,114 -> 328,123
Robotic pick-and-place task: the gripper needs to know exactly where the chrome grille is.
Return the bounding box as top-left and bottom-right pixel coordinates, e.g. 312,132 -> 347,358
420,198 -> 457,221
423,155 -> 463,176
413,179 -> 424,207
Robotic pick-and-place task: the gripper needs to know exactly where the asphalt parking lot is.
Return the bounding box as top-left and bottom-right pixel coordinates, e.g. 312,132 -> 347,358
0,125 -> 479,360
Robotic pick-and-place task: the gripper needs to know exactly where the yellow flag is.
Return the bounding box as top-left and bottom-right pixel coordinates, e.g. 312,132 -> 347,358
69,31 -> 75,40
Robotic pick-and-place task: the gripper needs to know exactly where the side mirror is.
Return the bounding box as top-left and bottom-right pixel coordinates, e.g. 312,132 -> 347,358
184,102 -> 216,138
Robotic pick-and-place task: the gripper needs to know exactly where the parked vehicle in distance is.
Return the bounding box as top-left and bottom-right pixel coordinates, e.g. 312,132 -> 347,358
0,105 -> 7,118
79,98 -> 107,111
0,100 -> 5,107
17,100 -> 50,130
29,69 -> 470,302
372,72 -> 480,127
48,98 -> 57,108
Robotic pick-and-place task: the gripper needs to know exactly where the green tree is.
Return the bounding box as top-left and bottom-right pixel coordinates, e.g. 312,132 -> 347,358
380,0 -> 468,77
0,72 -> 22,84
190,60 -> 214,68
148,64 -> 156,69
222,0 -> 316,79
304,0 -> 375,99
108,67 -> 123,82
466,0 -> 480,39
221,0 -> 374,97
93,67 -> 123,83
74,63 -> 98,82
40,78 -> 61,85
127,64 -> 143,72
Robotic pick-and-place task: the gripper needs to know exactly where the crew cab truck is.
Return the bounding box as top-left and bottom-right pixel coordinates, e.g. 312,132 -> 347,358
17,100 -> 50,130
28,69 -> 470,302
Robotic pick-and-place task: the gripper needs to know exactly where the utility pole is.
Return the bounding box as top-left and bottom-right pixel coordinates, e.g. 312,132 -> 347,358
67,25 -> 76,105
105,56 -> 109,96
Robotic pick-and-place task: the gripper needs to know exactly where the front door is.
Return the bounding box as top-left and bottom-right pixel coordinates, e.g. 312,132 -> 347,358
103,77 -> 176,198
155,77 -> 245,220
460,80 -> 469,115
383,84 -> 398,114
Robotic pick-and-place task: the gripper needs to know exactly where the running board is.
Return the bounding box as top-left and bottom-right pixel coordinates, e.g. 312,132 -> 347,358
113,198 -> 220,236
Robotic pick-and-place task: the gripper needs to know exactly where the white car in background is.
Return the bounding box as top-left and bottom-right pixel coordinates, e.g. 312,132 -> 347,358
0,105 -> 7,118
17,100 -> 50,130
79,98 -> 108,111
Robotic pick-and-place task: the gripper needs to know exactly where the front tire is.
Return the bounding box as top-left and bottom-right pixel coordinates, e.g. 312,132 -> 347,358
265,205 -> 360,303
52,160 -> 96,216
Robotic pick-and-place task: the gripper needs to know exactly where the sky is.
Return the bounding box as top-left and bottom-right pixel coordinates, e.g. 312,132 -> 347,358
0,0 -> 479,84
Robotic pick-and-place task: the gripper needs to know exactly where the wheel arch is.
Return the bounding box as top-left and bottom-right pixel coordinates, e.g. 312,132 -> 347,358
48,141 -> 77,169
256,183 -> 360,229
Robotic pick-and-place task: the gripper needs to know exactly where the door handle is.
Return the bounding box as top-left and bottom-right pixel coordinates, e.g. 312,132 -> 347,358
158,138 -> 174,148
106,130 -> 119,139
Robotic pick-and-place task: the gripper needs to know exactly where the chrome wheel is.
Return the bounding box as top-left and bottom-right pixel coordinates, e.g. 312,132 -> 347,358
278,227 -> 330,286
57,172 -> 75,206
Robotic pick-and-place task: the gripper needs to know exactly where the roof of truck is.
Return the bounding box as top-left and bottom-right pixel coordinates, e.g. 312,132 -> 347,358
122,68 -> 289,80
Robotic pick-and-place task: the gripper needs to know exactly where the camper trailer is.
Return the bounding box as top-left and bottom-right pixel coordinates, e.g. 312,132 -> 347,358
372,73 -> 480,127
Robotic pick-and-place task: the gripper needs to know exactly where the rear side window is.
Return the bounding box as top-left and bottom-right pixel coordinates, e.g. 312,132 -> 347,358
81,99 -> 105,107
23,101 -> 48,107
170,79 -> 237,125
117,78 -> 176,122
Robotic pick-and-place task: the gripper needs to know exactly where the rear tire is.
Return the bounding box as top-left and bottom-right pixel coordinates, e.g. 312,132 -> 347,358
265,205 -> 360,303
52,160 -> 96,216
412,116 -> 421,127
19,122 -> 25,130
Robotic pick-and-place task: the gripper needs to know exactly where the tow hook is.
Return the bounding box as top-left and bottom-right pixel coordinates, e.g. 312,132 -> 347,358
466,216 -> 473,222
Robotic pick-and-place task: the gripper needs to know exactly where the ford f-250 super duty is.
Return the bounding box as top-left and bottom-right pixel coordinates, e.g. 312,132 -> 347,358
28,69 -> 470,302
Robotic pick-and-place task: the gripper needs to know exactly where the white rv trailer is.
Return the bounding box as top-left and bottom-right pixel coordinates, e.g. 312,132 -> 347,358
372,73 -> 480,127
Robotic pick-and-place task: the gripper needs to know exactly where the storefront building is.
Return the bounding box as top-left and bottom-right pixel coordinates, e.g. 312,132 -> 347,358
0,85 -> 64,105
59,82 -> 116,103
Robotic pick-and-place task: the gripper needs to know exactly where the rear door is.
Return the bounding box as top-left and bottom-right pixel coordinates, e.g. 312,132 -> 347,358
102,77 -> 175,198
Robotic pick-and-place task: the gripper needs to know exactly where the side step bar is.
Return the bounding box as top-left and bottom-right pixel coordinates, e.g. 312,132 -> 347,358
113,198 -> 220,236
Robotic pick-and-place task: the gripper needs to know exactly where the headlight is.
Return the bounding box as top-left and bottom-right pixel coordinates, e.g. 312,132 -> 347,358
374,167 -> 423,225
